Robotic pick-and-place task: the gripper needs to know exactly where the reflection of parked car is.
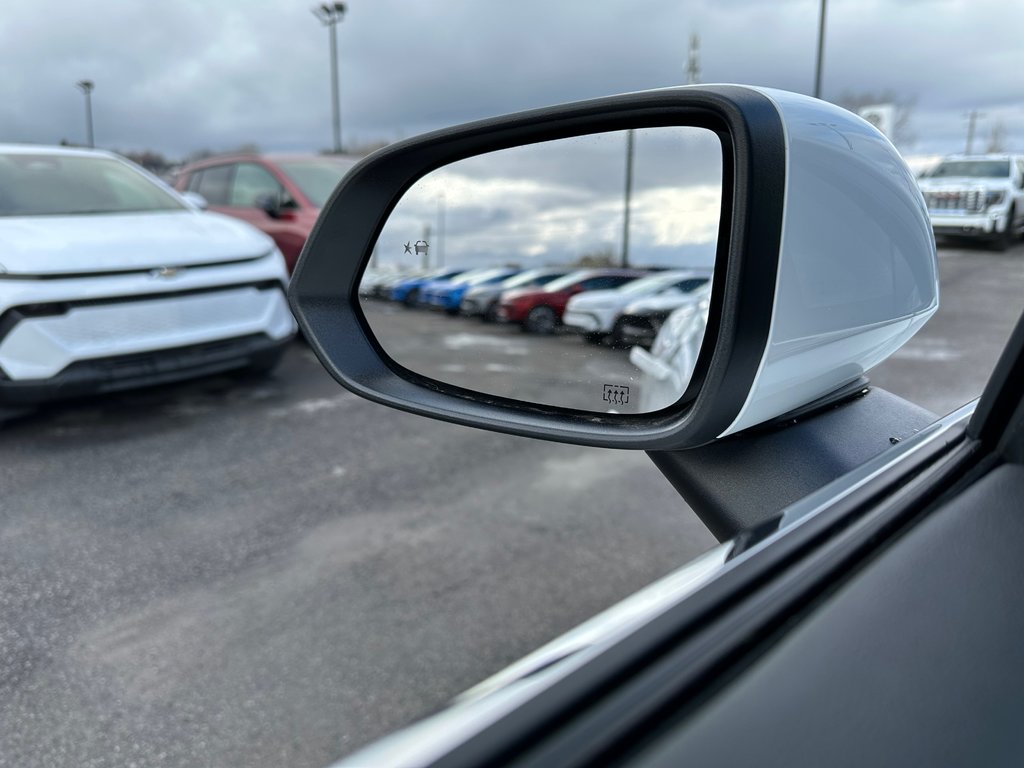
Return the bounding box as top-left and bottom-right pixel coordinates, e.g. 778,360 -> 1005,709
917,154 -> 1024,249
617,276 -> 713,347
421,267 -> 520,314
497,268 -> 646,333
390,267 -> 468,306
361,269 -> 422,300
563,270 -> 711,344
174,153 -> 359,271
460,267 -> 571,321
0,145 -> 296,415
629,283 -> 711,412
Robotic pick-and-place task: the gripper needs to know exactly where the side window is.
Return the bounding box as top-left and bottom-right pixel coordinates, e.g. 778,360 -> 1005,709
676,278 -> 709,293
593,276 -> 634,290
195,164 -> 233,205
186,171 -> 203,193
230,163 -> 284,207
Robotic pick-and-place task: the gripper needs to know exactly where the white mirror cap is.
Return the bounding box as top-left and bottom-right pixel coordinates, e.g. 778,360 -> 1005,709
719,87 -> 938,438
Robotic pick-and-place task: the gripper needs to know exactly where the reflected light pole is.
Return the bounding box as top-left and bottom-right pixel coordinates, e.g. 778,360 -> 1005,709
76,79 -> 94,148
437,194 -> 446,268
621,129 -> 635,267
312,2 -> 346,154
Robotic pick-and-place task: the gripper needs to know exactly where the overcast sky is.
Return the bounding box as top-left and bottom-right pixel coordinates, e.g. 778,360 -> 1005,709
1,0 -> 1021,159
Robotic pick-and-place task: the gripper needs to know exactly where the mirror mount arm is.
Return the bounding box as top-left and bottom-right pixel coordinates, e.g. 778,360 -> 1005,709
647,387 -> 936,541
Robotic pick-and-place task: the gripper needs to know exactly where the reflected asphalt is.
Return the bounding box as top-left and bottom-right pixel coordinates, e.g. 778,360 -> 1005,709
363,301 -> 647,413
0,242 -> 1021,767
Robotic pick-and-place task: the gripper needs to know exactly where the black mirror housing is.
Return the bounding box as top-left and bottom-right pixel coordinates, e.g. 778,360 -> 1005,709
289,85 -> 936,450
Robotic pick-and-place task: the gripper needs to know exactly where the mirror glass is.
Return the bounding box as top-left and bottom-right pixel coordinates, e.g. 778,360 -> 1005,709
359,127 -> 722,414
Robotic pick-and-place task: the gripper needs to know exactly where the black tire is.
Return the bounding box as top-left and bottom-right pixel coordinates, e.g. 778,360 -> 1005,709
482,302 -> 499,323
993,205 -> 1015,252
609,317 -> 634,348
0,404 -> 34,426
444,307 -> 460,316
402,288 -> 420,307
523,305 -> 558,334
583,332 -> 605,345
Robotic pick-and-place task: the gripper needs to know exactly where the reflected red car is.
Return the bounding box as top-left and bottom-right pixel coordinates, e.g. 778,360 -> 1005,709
498,268 -> 646,334
174,153 -> 358,272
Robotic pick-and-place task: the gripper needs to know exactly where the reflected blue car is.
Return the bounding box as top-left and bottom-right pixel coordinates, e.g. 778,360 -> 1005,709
390,267 -> 467,306
421,268 -> 521,314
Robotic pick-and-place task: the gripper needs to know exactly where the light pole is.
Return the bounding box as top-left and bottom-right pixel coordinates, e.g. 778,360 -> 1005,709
813,0 -> 827,99
312,2 -> 346,154
76,79 -> 94,148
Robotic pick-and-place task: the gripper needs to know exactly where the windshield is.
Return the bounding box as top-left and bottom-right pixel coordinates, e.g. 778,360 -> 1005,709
617,273 -> 692,294
0,153 -> 185,216
5,4 -> 1024,768
928,160 -> 1010,179
461,269 -> 514,285
543,270 -> 594,292
276,158 -> 357,207
501,269 -> 564,288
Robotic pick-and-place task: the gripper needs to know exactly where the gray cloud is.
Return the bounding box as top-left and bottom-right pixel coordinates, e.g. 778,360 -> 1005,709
1,0 -> 1021,157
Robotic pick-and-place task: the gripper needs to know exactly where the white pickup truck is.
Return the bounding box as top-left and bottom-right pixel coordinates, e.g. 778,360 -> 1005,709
918,154 -> 1024,249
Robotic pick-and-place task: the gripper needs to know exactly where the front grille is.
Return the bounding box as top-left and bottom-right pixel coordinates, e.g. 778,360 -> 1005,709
924,190 -> 985,213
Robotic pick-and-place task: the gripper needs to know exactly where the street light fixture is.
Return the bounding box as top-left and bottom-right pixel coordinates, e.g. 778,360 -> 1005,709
76,79 -> 95,148
312,2 -> 347,154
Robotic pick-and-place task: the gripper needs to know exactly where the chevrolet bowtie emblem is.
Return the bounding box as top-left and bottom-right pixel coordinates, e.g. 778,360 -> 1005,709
151,266 -> 182,278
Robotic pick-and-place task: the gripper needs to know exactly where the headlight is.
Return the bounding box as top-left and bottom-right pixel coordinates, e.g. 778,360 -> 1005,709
986,190 -> 1006,208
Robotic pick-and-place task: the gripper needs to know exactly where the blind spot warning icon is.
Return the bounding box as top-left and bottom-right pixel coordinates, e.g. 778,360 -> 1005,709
414,240 -> 429,256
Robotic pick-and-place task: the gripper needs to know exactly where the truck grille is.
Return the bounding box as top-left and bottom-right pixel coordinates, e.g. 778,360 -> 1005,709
924,190 -> 985,213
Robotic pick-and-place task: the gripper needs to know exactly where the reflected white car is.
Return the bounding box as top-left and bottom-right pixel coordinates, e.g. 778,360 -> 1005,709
563,270 -> 711,343
629,283 -> 711,412
0,145 -> 296,414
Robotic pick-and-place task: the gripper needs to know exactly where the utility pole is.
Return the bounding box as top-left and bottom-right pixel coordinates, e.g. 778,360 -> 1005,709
421,224 -> 431,270
312,3 -> 347,154
437,194 -> 446,268
965,110 -> 982,154
686,33 -> 701,85
76,80 -> 94,148
621,129 -> 635,268
813,0 -> 827,98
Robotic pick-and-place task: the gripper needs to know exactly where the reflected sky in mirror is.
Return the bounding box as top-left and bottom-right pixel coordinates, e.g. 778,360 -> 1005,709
375,127 -> 722,271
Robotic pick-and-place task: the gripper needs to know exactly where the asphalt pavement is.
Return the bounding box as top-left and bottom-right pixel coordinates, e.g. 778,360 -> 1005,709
0,241 -> 1021,767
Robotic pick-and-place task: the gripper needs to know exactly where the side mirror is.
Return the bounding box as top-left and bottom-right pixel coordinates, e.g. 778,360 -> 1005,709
181,190 -> 208,210
255,193 -> 282,219
290,86 -> 938,450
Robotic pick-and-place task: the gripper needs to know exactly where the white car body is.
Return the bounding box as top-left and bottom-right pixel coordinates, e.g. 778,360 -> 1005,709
917,154 -> 1024,244
562,270 -> 711,337
0,145 -> 295,408
630,283 -> 712,412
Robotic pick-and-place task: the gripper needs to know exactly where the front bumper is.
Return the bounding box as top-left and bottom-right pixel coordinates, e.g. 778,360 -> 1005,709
929,211 -> 1006,237
0,333 -> 290,405
562,310 -> 602,333
0,284 -> 294,381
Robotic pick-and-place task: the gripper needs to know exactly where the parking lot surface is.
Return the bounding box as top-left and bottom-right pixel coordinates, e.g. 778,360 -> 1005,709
1,242 -> 1022,767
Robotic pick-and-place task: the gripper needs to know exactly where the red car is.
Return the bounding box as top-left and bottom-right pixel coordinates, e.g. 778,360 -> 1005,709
498,268 -> 646,333
174,154 -> 358,272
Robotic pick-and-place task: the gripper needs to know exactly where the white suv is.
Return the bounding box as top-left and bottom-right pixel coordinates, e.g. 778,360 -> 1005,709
917,154 -> 1024,249
0,145 -> 296,416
